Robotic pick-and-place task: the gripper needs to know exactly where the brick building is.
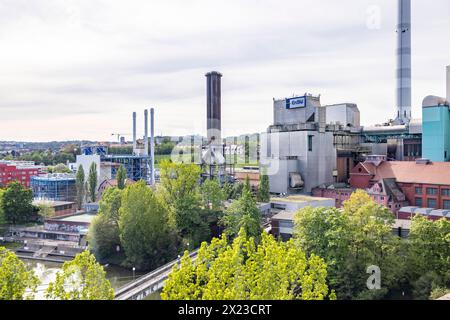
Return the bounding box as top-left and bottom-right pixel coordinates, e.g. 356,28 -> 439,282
349,157 -> 450,211
0,161 -> 42,188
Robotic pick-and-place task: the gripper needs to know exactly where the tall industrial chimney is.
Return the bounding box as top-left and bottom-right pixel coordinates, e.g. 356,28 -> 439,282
446,66 -> 450,102
144,109 -> 149,156
150,108 -> 155,185
132,112 -> 137,153
395,0 -> 412,124
206,71 -> 222,144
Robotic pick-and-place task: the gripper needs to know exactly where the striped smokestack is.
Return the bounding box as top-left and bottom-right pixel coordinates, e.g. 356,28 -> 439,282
395,0 -> 412,124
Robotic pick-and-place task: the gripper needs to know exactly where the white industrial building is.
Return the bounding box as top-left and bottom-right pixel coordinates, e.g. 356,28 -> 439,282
261,94 -> 361,195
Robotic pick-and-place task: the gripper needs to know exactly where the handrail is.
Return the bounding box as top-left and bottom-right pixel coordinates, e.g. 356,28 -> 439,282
114,249 -> 199,298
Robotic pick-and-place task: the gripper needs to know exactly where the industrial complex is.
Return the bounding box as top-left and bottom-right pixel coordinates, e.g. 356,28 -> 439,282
1,0 -> 449,247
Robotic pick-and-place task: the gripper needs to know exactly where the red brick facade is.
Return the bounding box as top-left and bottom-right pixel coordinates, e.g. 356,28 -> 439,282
0,163 -> 40,188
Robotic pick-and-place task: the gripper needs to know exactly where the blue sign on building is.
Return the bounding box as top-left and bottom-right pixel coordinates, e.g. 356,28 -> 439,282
286,96 -> 306,109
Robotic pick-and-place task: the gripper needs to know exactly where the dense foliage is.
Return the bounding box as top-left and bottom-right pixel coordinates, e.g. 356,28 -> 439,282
116,165 -> 126,190
76,164 -> 85,210
88,162 -> 98,202
46,251 -> 114,300
221,180 -> 262,242
158,160 -> 209,248
0,182 -> 34,225
162,229 -> 334,300
0,247 -> 39,300
88,187 -> 123,262
119,181 -> 177,270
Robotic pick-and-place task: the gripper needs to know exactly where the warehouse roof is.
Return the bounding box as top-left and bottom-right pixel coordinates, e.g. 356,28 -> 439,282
372,161 -> 450,186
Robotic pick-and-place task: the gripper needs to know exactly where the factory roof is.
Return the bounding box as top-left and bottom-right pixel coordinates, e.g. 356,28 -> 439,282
57,213 -> 97,224
270,195 -> 333,204
31,173 -> 76,181
271,210 -> 296,221
32,200 -> 75,207
371,161 -> 450,186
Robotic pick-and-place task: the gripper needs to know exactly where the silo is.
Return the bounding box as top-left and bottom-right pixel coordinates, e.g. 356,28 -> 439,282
206,71 -> 222,144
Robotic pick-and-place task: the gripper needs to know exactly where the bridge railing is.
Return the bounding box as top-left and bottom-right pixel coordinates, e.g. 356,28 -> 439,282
114,249 -> 199,299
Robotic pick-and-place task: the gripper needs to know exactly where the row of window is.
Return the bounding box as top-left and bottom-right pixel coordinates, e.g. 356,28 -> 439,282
415,198 -> 450,210
415,187 -> 450,196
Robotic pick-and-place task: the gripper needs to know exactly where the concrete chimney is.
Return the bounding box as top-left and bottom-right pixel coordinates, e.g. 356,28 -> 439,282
206,71 -> 222,144
132,112 -> 137,152
150,108 -> 155,185
395,0 -> 412,124
446,66 -> 450,101
144,109 -> 149,156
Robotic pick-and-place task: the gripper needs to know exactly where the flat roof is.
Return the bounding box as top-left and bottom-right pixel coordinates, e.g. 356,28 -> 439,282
271,195 -> 334,204
271,211 -> 295,221
57,213 -> 97,224
33,200 -> 75,207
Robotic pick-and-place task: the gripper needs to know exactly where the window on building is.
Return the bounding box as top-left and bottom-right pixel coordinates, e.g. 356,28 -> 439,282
443,200 -> 450,210
427,198 -> 437,209
415,187 -> 422,195
426,188 -> 438,196
442,189 -> 450,197
415,198 -> 423,207
308,135 -> 313,152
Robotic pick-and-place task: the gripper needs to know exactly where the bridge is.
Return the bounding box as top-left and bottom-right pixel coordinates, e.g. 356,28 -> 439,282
114,250 -> 199,300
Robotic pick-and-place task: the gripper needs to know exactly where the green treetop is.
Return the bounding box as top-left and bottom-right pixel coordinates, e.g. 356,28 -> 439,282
161,229 -> 334,300
116,165 -> 126,190
88,187 -> 123,262
46,250 -> 114,300
119,180 -> 177,270
0,247 -> 39,300
1,181 -> 34,225
76,164 -> 85,210
221,186 -> 262,243
88,162 -> 98,203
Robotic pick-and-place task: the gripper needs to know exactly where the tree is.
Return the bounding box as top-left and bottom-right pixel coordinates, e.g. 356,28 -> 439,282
405,216 -> 450,299
88,162 -> 98,203
293,190 -> 401,300
37,202 -> 55,219
52,163 -> 71,173
1,182 -> 34,225
119,181 -> 177,270
231,182 -> 244,199
158,160 -> 208,248
0,247 -> 39,300
88,187 -> 123,262
220,186 -> 262,243
46,250 -> 114,300
161,229 -> 334,300
0,189 -> 5,225
116,165 -> 126,190
76,164 -> 85,210
257,169 -> 270,203
200,179 -> 225,211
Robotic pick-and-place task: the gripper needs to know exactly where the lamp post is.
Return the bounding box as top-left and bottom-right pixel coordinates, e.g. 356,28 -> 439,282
132,267 -> 136,281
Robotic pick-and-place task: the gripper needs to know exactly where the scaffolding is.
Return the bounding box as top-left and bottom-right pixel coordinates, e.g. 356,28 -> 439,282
31,174 -> 77,202
101,154 -> 151,182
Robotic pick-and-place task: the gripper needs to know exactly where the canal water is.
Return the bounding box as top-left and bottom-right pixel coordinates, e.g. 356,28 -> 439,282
22,259 -> 162,300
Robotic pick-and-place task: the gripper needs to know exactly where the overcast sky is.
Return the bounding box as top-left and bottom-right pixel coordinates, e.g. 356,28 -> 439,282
0,0 -> 449,142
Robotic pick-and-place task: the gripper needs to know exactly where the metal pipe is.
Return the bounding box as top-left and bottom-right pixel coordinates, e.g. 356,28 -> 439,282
150,108 -> 155,185
132,112 -> 137,153
144,109 -> 149,156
